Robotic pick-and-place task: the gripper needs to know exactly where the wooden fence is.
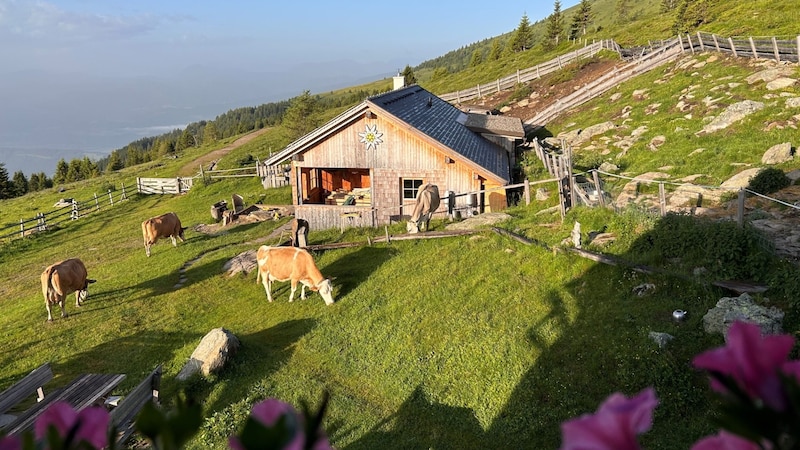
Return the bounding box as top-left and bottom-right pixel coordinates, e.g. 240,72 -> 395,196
0,185 -> 131,242
439,40 -> 620,104
680,32 -> 800,62
136,177 -> 193,194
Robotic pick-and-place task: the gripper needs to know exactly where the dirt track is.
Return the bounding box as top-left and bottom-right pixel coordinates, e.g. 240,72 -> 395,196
176,127 -> 271,177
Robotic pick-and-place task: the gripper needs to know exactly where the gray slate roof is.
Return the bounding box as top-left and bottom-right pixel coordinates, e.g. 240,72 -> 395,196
367,86 -> 510,183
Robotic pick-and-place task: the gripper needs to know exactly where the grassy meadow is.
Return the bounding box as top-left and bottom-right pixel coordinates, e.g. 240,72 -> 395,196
0,150 -> 758,449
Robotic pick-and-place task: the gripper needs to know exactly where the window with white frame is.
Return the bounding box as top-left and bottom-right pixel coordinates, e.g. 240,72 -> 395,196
402,178 -> 424,200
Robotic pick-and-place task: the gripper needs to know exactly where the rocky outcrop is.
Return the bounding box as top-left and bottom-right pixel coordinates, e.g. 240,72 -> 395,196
177,328 -> 241,381
761,142 -> 794,164
702,294 -> 784,340
698,100 -> 764,135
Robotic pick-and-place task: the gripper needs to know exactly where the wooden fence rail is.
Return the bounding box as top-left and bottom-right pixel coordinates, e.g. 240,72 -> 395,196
136,177 -> 193,195
439,40 -> 619,104
0,185 -> 131,242
680,32 -> 800,62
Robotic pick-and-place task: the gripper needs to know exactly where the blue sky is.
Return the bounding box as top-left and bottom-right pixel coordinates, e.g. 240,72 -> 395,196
0,0 -> 579,176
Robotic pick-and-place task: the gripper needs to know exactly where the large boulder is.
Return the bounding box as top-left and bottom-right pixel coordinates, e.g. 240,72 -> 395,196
761,142 -> 794,165
702,293 -> 784,340
177,328 -> 241,381
698,100 -> 764,135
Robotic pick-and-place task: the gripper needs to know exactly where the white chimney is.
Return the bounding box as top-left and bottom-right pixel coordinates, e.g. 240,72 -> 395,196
393,73 -> 405,90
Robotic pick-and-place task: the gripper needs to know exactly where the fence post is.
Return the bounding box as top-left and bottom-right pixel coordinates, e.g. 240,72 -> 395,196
39,213 -> 47,231
687,34 -> 694,54
177,177 -> 182,194
749,37 -> 758,59
19,218 -> 24,238
108,189 -> 114,206
71,199 -> 79,220
94,193 -> 100,211
772,37 -> 780,61
524,179 -> 531,206
121,183 -> 127,200
737,188 -> 745,227
797,36 -> 800,63
200,165 -> 206,184
729,37 -> 738,57
697,31 -> 704,51
137,177 -> 142,193
712,34 -> 720,52
592,170 -> 606,207
516,69 -> 521,84
658,182 -> 666,216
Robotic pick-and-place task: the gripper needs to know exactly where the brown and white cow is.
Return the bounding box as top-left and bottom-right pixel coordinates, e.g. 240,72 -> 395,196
255,246 -> 334,305
407,183 -> 441,234
41,258 -> 96,322
141,212 -> 187,257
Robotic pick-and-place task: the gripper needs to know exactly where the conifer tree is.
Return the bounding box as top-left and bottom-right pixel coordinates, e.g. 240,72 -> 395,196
569,0 -> 594,40
469,49 -> 483,67
488,38 -> 503,61
53,158 -> 69,185
11,171 -> 28,197
0,163 -> 11,199
282,90 -> 321,140
545,1 -> 565,48
508,14 -> 534,53
401,65 -> 417,85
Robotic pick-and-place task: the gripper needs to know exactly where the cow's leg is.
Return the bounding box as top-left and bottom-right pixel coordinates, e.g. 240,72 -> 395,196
289,280 -> 298,302
75,291 -> 82,307
59,300 -> 67,318
262,271 -> 273,302
45,302 -> 54,322
300,283 -> 307,300
170,235 -> 178,247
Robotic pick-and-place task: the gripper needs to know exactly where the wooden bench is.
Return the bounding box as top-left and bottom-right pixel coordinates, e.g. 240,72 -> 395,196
110,365 -> 162,446
0,363 -> 54,428
3,371 -> 125,436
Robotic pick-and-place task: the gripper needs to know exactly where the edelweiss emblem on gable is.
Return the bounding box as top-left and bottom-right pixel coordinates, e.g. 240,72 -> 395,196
358,124 -> 383,150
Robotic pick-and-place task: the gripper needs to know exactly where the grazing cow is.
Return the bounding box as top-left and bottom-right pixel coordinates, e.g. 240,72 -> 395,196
255,246 -> 334,305
141,212 -> 187,257
407,183 -> 441,233
291,218 -> 309,248
41,258 -> 96,321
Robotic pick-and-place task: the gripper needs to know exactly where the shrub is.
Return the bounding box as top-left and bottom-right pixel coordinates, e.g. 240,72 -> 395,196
747,167 -> 790,195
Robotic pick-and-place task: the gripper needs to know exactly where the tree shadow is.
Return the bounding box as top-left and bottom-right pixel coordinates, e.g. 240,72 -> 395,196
343,385 -> 487,450
321,246 -> 398,299
177,318 -> 317,415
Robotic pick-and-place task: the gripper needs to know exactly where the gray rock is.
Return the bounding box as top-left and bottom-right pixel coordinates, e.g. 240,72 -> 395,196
572,121 -> 616,146
633,283 -> 655,297
761,142 -> 794,165
177,328 -> 241,381
598,162 -> 619,173
702,293 -> 784,340
766,77 -> 797,91
786,97 -> 800,108
648,332 -> 674,349
720,168 -> 761,190
224,249 -> 258,277
535,187 -> 550,201
699,100 -> 764,134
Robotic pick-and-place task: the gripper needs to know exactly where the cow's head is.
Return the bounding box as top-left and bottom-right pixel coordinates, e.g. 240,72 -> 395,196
317,279 -> 334,305
79,279 -> 96,302
406,220 -> 419,234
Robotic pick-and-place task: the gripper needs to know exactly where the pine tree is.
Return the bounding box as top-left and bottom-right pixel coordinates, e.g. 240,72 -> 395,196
545,1 -> 565,48
53,159 -> 69,185
282,91 -> 321,140
508,14 -> 534,53
106,151 -> 123,173
488,38 -> 503,61
29,173 -> 41,192
203,122 -> 218,144
469,49 -> 483,67
11,171 -> 28,197
570,0 -> 594,39
0,163 -> 11,199
401,65 -> 417,85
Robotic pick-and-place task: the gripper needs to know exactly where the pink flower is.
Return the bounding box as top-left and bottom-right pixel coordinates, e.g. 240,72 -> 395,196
691,430 -> 766,450
692,321 -> 795,411
560,387 -> 658,450
34,401 -> 110,449
0,435 -> 21,450
229,398 -> 331,450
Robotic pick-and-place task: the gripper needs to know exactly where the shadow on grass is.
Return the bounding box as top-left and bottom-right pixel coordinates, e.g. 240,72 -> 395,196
322,246 -> 398,299
179,318 -> 317,415
344,385 -> 486,450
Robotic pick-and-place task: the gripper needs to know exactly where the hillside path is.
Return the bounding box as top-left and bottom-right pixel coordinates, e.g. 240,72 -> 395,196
177,127 -> 271,177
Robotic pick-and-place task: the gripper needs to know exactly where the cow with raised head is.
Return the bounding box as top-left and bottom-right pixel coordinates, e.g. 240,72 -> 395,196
255,246 -> 334,305
142,212 -> 187,257
407,183 -> 441,234
41,258 -> 96,321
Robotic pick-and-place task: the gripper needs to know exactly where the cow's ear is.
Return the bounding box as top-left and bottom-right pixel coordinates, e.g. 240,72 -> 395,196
87,279 -> 97,284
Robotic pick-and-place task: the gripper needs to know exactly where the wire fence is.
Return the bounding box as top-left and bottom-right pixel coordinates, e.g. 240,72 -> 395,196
0,184 -> 133,242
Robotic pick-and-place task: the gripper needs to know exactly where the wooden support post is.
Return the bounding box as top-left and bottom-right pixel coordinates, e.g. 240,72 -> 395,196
94,193 -> 100,211
697,31 -> 704,51
19,218 -> 24,238
199,165 -> 205,184
749,37 -> 758,59
121,183 -> 127,200
737,188 -> 745,227
592,170 -> 605,207
108,189 -> 114,206
712,34 -> 720,52
524,179 -> 531,206
385,226 -> 390,244
686,34 -> 694,54
772,37 -> 780,61
678,34 -> 684,52
137,177 -> 141,194
659,182 -> 666,216
566,146 -> 576,209
729,37 -> 738,57
516,69 -> 521,84
477,84 -> 481,98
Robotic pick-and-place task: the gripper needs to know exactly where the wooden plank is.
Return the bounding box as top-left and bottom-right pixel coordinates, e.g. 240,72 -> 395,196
111,365 -> 162,446
0,363 -> 53,416
4,373 -> 125,436
712,280 -> 769,295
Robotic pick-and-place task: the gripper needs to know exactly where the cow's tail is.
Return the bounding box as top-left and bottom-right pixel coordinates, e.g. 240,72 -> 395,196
42,266 -> 57,303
